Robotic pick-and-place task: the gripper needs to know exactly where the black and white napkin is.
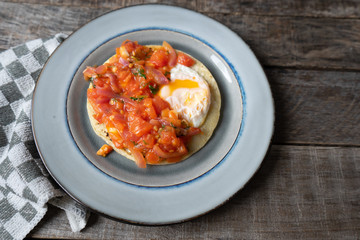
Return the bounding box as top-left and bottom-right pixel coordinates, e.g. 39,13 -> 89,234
0,33 -> 89,240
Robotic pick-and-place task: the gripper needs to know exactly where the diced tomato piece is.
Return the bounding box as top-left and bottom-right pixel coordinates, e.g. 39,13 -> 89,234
128,115 -> 153,137
91,77 -> 105,88
149,119 -> 161,129
133,46 -> 151,61
124,80 -> 142,96
162,117 -> 182,128
152,96 -> 170,115
110,98 -> 124,111
92,112 -> 103,122
153,142 -> 187,158
161,108 -> 170,118
122,40 -> 137,55
113,118 -> 125,132
177,52 -> 195,67
95,65 -> 108,75
158,126 -> 178,145
83,67 -> 96,80
139,133 -> 155,149
116,47 -> 121,56
145,107 -> 157,120
106,55 -> 119,64
124,99 -> 140,114
120,129 -> 138,143
117,69 -> 132,87
87,87 -> 96,98
145,150 -> 160,164
106,123 -> 122,146
142,98 -> 157,119
149,49 -> 169,68
168,110 -> 178,119
97,144 -> 113,157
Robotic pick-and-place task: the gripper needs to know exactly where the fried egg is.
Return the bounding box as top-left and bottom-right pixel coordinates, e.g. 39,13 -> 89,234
157,64 -> 211,127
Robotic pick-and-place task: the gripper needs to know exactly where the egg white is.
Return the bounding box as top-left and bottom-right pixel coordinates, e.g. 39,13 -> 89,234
157,64 -> 211,127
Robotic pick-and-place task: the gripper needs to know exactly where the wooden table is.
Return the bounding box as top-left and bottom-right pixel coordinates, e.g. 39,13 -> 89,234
1,1 -> 359,239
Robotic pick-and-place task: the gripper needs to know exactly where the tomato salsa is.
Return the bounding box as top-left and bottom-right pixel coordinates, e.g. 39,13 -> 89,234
83,40 -> 200,168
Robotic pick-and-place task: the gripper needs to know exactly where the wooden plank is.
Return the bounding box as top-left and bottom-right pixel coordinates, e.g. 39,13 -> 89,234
197,0 -> 360,18
0,2 -> 108,49
0,0 -> 197,10
2,0 -> 360,18
1,2 -> 360,70
27,145 -> 360,239
207,13 -> 360,70
267,68 -> 360,145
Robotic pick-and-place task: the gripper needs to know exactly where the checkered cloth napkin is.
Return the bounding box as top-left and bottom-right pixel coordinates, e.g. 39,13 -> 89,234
0,34 -> 89,240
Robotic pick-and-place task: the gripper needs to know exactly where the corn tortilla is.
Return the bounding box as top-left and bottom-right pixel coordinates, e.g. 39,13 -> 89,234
87,46 -> 221,165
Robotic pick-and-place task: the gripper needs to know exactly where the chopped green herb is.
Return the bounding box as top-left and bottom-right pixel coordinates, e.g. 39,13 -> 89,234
131,56 -> 139,61
133,68 -> 146,79
130,95 -> 147,101
138,68 -> 146,79
170,122 -> 177,129
148,85 -> 159,95
143,140 -> 148,145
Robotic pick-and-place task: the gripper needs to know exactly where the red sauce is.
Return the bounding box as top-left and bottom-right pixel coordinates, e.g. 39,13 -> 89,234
83,40 -> 200,168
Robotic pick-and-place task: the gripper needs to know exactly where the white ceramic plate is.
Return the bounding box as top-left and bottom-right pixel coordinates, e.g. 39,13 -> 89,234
32,5 -> 274,224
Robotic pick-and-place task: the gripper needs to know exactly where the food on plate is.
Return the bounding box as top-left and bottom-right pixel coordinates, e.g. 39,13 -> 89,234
83,40 -> 221,168
96,144 -> 113,157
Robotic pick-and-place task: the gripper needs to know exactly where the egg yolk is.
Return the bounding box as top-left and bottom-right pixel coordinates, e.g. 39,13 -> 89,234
159,78 -> 199,96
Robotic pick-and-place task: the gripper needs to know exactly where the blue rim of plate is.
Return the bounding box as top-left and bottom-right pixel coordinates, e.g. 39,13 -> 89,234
65,27 -> 246,188
32,4 -> 274,224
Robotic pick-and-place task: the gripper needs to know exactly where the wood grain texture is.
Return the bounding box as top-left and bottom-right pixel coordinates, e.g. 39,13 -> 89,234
207,13 -> 360,70
27,145 -> 360,239
0,0 -> 197,10
197,0 -> 360,18
0,2 -> 107,49
2,0 -> 360,18
268,68 -> 360,145
1,2 -> 360,71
